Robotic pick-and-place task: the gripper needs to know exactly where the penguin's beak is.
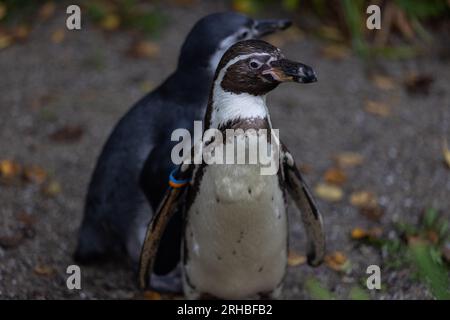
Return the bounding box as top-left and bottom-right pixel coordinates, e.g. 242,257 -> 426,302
253,19 -> 292,37
262,58 -> 317,84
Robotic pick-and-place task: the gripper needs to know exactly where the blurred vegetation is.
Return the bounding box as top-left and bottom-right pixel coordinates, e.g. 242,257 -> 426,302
232,0 -> 450,58
353,208 -> 450,299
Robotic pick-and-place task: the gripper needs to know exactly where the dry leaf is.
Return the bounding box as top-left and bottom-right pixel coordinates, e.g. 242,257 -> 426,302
39,2 -> 56,21
350,191 -> 377,207
42,180 -> 61,197
334,152 -> 364,168
49,125 -> 83,143
404,73 -> 433,95
324,251 -> 348,271
23,165 -> 47,184
351,227 -> 368,240
34,265 -> 54,276
321,44 -> 350,60
51,29 -> 65,44
317,26 -> 344,42
0,33 -> 12,50
360,206 -> 384,222
13,25 -> 31,41
365,100 -> 391,117
128,40 -> 160,59
427,230 -> 439,244
443,140 -> 450,169
143,290 -> 162,300
0,3 -> 7,20
324,167 -> 347,186
288,251 -> 306,267
372,74 -> 396,90
0,160 -> 22,179
101,14 -> 121,31
314,183 -> 343,202
0,233 -> 24,249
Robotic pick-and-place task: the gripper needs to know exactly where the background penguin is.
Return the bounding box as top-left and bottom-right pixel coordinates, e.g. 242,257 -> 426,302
139,40 -> 325,299
74,12 -> 291,286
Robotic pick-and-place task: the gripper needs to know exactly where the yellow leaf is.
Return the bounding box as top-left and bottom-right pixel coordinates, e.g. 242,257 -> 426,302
101,14 -> 121,31
0,160 -> 21,179
143,290 -> 161,300
42,180 -> 61,197
324,251 -> 348,271
38,2 -> 56,21
443,139 -> 450,169
372,74 -> 396,90
324,167 -> 347,186
288,251 -> 306,267
314,183 -> 343,202
0,33 -> 12,50
334,152 -> 364,168
13,25 -> 31,41
232,0 -> 257,14
23,165 -> 47,184
51,29 -> 65,44
350,191 -> 377,208
34,265 -> 54,276
0,3 -> 7,20
128,41 -> 160,59
351,227 -> 368,240
365,100 -> 391,117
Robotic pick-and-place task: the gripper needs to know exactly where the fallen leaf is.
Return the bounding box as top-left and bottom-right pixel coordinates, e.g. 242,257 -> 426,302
351,227 -> 368,240
34,265 -> 54,276
298,163 -> 312,175
51,29 -> 65,44
128,40 -> 160,59
0,160 -> 22,179
41,180 -> 61,197
404,73 -> 433,95
0,3 -> 6,20
100,14 -> 121,31
325,251 -> 348,271
39,2 -> 56,21
13,25 -> 31,41
23,165 -> 47,184
334,152 -> 364,168
443,139 -> 450,169
0,233 -> 24,249
0,33 -> 12,50
314,183 -> 343,202
143,290 -> 162,300
427,230 -> 439,244
324,167 -> 347,186
288,251 -> 306,267
49,125 -> 83,143
350,191 -> 377,208
360,206 -> 384,222
321,44 -> 350,60
365,100 -> 391,117
372,74 -> 396,90
317,26 -> 345,42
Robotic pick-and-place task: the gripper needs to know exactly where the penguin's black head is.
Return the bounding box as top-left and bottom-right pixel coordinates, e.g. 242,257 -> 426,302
178,12 -> 291,71
215,39 -> 317,96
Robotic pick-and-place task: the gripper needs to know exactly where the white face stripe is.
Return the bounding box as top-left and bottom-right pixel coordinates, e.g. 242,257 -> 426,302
215,52 -> 271,84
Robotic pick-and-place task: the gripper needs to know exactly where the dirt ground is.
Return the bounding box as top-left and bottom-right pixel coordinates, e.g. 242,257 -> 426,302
0,2 -> 449,299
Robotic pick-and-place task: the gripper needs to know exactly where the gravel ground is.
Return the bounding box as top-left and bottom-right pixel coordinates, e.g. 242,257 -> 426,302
0,2 -> 449,299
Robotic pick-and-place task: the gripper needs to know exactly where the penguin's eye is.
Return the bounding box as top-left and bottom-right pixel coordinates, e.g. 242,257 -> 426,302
249,60 -> 262,69
239,31 -> 249,39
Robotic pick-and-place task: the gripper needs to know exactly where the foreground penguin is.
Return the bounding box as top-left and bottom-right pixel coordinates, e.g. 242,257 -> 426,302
74,12 -> 291,278
139,40 -> 325,299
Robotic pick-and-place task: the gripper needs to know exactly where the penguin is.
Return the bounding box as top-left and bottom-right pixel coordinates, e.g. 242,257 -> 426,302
74,12 -> 291,290
138,39 -> 325,299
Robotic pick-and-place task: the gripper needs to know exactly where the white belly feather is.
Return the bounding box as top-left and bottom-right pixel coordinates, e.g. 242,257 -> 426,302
184,162 -> 287,299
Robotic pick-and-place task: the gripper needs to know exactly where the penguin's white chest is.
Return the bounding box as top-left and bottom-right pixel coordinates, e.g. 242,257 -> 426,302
183,161 -> 288,299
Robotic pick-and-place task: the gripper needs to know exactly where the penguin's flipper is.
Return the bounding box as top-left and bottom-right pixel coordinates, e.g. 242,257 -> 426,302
138,164 -> 193,290
282,148 -> 325,267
